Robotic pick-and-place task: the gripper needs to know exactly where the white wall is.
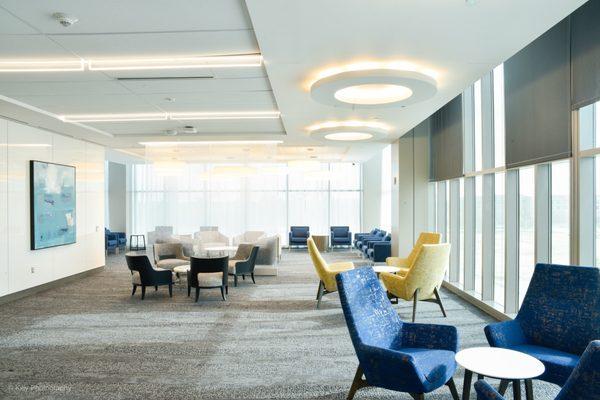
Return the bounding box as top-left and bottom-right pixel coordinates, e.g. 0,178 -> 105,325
362,152 -> 382,231
391,119 -> 431,257
108,162 -> 126,233
0,117 -> 105,298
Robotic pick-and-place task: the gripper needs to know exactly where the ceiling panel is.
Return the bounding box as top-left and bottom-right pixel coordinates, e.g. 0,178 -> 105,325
50,30 -> 258,58
0,0 -> 252,34
141,91 -> 276,111
14,93 -> 158,114
119,76 -> 271,94
0,7 -> 37,34
0,80 -> 130,96
0,34 -> 76,58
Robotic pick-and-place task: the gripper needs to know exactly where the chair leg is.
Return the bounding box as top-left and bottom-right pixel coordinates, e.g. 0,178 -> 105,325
242,274 -> 245,280
141,285 -> 146,300
154,285 -> 158,291
412,288 -> 419,322
220,286 -> 226,301
434,287 -> 447,317
446,378 -> 459,400
131,285 -> 137,296
168,284 -> 173,298
187,285 -> 191,297
195,287 -> 200,302
226,285 -> 228,295
251,273 -> 255,284
316,281 -> 325,309
347,365 -> 369,400
234,275 -> 238,287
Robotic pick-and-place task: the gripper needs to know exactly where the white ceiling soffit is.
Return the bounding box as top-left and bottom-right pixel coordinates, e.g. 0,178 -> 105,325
0,0 -> 588,162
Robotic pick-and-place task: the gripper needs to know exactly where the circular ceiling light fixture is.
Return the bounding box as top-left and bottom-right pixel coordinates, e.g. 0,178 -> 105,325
308,120 -> 390,143
310,67 -> 437,109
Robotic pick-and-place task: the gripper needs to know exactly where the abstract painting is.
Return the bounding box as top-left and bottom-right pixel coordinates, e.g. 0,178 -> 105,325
30,160 -> 76,250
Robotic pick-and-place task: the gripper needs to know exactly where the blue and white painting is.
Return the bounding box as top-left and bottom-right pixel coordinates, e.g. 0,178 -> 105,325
30,161 -> 76,250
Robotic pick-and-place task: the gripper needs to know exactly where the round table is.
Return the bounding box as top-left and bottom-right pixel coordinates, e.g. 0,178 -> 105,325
311,235 -> 329,252
456,347 -> 545,400
173,265 -> 190,274
373,266 -> 401,274
203,246 -> 238,257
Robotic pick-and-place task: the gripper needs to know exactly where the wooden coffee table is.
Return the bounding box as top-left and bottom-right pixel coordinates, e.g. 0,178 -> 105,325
456,347 -> 545,400
311,235 -> 329,252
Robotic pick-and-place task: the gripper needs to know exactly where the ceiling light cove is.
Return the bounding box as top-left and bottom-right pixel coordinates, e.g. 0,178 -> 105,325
60,113 -> 167,123
60,111 -> 280,123
308,120 -> 390,143
88,54 -> 262,71
310,64 -> 438,109
0,59 -> 84,72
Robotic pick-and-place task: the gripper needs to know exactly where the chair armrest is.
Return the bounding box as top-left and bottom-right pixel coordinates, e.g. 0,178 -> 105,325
474,380 -> 506,400
401,322 -> 459,352
115,232 -> 126,239
181,255 -> 190,261
106,232 -> 118,240
484,320 -> 526,348
359,343 -> 425,385
234,259 -> 253,274
373,242 -> 391,261
386,257 -> 409,267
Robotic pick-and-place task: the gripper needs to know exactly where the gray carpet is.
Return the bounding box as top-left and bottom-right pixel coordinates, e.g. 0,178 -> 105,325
0,250 -> 560,399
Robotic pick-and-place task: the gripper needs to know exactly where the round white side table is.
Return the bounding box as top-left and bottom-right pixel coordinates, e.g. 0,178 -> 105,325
456,347 -> 545,400
372,265 -> 401,274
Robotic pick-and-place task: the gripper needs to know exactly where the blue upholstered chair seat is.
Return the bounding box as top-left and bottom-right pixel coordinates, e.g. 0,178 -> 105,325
510,344 -> 579,386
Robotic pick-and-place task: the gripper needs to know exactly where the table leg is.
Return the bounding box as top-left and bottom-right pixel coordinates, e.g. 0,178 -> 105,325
498,380 -> 509,395
462,369 -> 472,400
525,379 -> 534,400
513,380 -> 522,400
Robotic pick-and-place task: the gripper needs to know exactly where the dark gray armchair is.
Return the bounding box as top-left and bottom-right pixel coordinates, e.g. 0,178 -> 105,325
228,246 -> 259,286
125,253 -> 174,300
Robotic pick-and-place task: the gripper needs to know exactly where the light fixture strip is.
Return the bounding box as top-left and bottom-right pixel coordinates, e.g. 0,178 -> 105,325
61,111 -> 280,123
0,59 -> 85,72
61,113 -> 168,123
139,140 -> 283,146
88,55 -> 262,71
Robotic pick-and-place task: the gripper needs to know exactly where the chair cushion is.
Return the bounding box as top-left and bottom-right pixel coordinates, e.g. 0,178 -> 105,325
156,259 -> 189,270
196,272 -> 223,287
511,344 -> 579,386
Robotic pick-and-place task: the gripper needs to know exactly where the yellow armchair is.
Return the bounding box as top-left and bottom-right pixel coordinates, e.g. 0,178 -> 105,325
307,237 -> 354,308
380,243 -> 450,322
385,232 -> 441,273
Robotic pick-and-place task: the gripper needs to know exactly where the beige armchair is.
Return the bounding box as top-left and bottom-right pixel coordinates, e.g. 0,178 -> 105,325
152,242 -> 190,270
232,231 -> 266,245
193,230 -> 230,251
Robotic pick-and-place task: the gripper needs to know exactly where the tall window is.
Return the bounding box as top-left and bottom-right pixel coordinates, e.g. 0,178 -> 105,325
380,145 -> 392,231
551,160 -> 570,264
475,175 -> 483,294
493,64 -> 506,168
494,172 -> 505,306
519,167 -> 536,304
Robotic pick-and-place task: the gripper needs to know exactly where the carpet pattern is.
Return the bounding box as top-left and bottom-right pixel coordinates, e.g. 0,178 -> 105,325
0,250 -> 561,399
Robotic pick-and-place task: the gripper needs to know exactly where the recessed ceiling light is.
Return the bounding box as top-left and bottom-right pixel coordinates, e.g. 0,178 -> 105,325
308,120 -> 390,143
0,59 -> 84,72
310,65 -> 437,108
88,54 -> 262,71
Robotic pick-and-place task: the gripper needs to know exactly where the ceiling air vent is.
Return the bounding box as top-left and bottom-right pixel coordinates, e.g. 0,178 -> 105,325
116,75 -> 214,81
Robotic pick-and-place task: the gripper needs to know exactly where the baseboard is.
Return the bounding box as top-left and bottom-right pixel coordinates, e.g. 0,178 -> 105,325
0,266 -> 105,306
442,281 -> 512,322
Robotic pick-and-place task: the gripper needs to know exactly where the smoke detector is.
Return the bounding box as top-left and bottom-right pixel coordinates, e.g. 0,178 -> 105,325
52,12 -> 79,27
164,129 -> 178,136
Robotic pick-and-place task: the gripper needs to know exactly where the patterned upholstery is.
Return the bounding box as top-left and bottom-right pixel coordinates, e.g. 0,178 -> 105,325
485,264 -> 600,386
336,267 -> 458,395
475,340 -> 600,400
386,232 -> 441,269
307,237 -> 353,292
381,243 -> 450,301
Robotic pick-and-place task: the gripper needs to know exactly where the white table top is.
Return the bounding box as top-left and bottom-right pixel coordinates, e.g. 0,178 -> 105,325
204,246 -> 238,252
455,347 -> 545,380
373,266 -> 401,274
173,265 -> 190,274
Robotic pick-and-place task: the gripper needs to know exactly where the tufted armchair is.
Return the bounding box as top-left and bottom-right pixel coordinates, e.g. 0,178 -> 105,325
475,340 -> 600,400
381,243 -> 451,322
330,226 -> 352,248
485,264 -> 600,387
336,267 -> 460,400
307,237 -> 353,308
386,232 -> 441,271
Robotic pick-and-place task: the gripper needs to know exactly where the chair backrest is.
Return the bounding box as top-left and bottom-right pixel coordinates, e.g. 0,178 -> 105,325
232,243 -> 253,260
404,243 -> 451,300
405,232 -> 441,268
516,264 -> 600,355
153,242 -> 184,263
246,246 -> 259,267
331,226 -> 349,237
383,234 -> 391,242
255,235 -> 278,265
155,226 -> 173,235
307,237 -> 329,283
125,254 -> 156,285
189,256 -> 228,287
337,267 -> 403,350
199,226 -> 218,232
556,340 -> 600,400
291,226 -> 310,238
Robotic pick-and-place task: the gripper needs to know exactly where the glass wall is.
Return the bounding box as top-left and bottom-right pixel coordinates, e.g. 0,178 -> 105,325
129,162 -> 362,244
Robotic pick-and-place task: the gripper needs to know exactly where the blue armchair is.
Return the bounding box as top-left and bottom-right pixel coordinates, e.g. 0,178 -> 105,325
105,228 -> 118,254
485,264 -> 600,388
106,228 -> 126,249
353,228 -> 379,249
356,230 -> 386,253
475,340 -> 600,400
330,226 -> 352,248
336,267 -> 460,400
289,226 -> 310,248
366,234 -> 392,262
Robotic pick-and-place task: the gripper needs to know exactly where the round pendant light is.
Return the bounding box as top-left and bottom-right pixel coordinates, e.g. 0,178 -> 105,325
310,68 -> 437,109
308,121 -> 390,143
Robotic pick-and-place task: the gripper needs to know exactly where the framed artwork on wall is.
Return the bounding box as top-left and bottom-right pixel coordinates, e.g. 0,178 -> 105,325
30,160 -> 76,250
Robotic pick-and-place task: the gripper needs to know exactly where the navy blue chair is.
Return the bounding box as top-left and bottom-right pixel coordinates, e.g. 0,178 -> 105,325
485,264 -> 600,388
336,267 -> 460,400
105,228 -> 118,254
366,234 -> 392,262
353,228 -> 379,249
330,226 -> 352,248
357,230 -> 386,253
289,226 -> 310,248
106,228 -> 126,249
475,340 -> 600,400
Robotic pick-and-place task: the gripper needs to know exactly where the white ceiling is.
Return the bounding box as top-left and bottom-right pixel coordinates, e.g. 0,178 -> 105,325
0,0 -> 588,162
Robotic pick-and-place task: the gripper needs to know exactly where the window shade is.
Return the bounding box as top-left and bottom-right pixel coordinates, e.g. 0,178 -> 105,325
430,94 -> 463,181
571,0 -> 600,109
504,18 -> 571,169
